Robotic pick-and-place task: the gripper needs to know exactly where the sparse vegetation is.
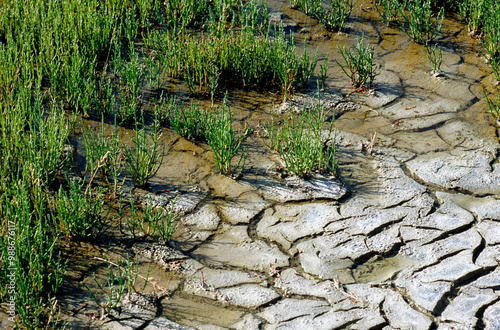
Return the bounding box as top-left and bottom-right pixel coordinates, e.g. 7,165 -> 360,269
2,0 -> 500,327
264,94 -> 338,178
336,35 -> 378,88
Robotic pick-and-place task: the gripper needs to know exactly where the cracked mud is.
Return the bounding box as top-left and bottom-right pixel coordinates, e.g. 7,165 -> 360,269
51,3 -> 500,330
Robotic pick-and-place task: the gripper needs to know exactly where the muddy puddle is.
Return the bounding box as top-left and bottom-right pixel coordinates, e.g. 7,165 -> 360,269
53,1 -> 500,329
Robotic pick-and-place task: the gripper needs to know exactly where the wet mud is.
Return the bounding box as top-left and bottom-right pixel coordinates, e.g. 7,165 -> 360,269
36,1 -> 500,329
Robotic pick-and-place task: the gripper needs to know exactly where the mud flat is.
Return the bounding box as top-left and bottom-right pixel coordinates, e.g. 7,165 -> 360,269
46,2 -> 500,330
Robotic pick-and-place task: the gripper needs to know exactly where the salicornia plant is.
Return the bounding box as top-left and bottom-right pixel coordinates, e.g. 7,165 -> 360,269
56,180 -> 109,239
398,0 -> 444,44
170,103 -> 208,141
288,0 -> 353,31
205,100 -> 250,178
124,120 -> 165,188
319,53 -> 330,89
321,0 -> 354,31
375,0 -> 401,26
336,35 -> 378,88
424,42 -> 443,75
85,256 -> 139,317
265,93 -> 338,178
483,86 -> 500,121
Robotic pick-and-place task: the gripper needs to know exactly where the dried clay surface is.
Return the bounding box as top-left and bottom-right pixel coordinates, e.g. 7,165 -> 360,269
50,3 -> 500,330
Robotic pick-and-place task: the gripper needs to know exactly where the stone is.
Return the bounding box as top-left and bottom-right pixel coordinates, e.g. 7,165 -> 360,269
192,226 -> 289,273
361,69 -> 402,109
264,309 -> 384,330
139,190 -> 207,216
257,175 -> 346,202
441,286 -> 498,327
436,323 -> 470,330
342,207 -> 407,236
382,290 -> 432,330
470,268 -> 500,289
394,113 -> 455,131
436,120 -> 483,149
192,268 -> 265,289
366,224 -> 401,254
277,92 -> 344,114
455,196 -> 500,221
105,293 -> 159,330
412,193 -> 475,232
218,284 -> 280,308
208,174 -> 256,198
400,226 -> 443,244
144,317 -> 196,330
257,202 -> 341,249
383,96 -> 462,121
415,229 -> 483,264
297,250 -> 355,283
132,243 -> 188,270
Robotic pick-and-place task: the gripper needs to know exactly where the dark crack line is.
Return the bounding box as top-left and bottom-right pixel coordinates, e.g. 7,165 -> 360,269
432,265 -> 497,317
472,236 -> 487,264
475,296 -> 500,329
420,220 -> 476,247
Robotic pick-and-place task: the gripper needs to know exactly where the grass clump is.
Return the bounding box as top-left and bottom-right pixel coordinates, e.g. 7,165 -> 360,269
0,179 -> 66,329
375,0 -> 401,26
85,256 -> 139,318
170,103 -> 208,141
56,180 -> 109,239
424,42 -> 443,74
205,100 -> 250,178
398,0 -> 444,44
265,94 -> 338,178
335,35 -> 378,88
483,86 -> 500,121
124,120 -> 165,188
288,0 -> 353,31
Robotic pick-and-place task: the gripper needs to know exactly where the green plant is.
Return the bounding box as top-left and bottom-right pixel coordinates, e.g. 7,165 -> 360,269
321,0 -> 354,31
319,53 -> 329,89
205,100 -> 250,178
375,0 -> 401,25
424,42 -> 443,74
84,256 -> 139,317
335,35 -> 378,88
288,0 -> 352,31
82,120 -> 124,196
483,86 -> 500,120
56,180 -> 109,239
398,0 -> 444,44
171,103 -> 208,141
265,95 -> 338,178
124,120 -> 165,188
144,200 -> 179,244
113,44 -> 146,125
482,2 -> 500,63
289,0 -> 323,19
296,42 -> 319,87
0,179 -> 66,329
458,0 -> 488,33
